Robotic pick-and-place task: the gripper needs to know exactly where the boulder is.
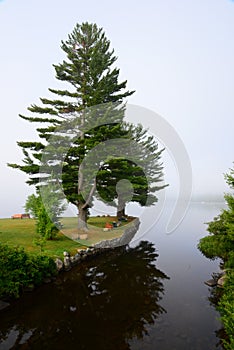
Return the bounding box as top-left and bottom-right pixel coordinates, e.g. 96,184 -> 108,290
204,279 -> 217,287
217,275 -> 226,287
55,258 -> 64,272
64,256 -> 71,271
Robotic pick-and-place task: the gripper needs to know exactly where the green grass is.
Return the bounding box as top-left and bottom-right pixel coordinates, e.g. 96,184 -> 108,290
0,218 -> 84,259
60,216 -> 133,246
0,216 -> 134,259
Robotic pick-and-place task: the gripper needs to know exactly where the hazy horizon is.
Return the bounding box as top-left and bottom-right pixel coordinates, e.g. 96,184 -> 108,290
0,0 -> 233,219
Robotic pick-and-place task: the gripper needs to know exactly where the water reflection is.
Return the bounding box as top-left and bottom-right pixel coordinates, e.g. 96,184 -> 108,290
0,241 -> 169,350
208,284 -> 226,349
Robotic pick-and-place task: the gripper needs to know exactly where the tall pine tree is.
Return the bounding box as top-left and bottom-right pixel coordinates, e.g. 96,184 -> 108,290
8,22 -> 134,230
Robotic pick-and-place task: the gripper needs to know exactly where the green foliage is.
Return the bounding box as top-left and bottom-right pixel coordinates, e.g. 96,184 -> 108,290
218,271 -> 234,350
0,243 -> 57,299
197,235 -> 228,260
25,194 -> 41,218
36,203 -> 58,240
33,236 -> 47,253
198,165 -> 234,350
25,183 -> 66,240
25,193 -> 59,240
96,123 -> 167,216
198,166 -> 234,263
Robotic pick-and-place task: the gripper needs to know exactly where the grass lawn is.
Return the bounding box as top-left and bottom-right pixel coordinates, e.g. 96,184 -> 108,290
61,216 -> 133,246
0,216 -> 134,259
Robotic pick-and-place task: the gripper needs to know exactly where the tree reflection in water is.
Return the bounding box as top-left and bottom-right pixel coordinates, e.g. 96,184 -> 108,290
208,283 -> 227,349
0,241 -> 169,350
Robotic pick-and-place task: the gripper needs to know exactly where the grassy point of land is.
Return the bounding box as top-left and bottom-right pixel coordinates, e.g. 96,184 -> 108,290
0,216 -> 134,259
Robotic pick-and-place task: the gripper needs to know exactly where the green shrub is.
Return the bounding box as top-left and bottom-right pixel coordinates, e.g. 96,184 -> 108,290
0,243 -> 57,299
218,271 -> 234,350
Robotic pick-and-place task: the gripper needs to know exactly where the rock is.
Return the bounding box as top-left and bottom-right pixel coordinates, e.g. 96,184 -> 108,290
204,279 -> 217,287
77,248 -> 85,254
73,254 -> 81,264
69,306 -> 77,312
63,251 -> 70,257
78,234 -> 88,240
55,258 -> 64,272
217,275 -> 226,287
64,256 -> 71,271
71,233 -> 79,240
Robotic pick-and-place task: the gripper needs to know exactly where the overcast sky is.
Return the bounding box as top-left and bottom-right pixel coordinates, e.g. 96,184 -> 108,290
0,0 -> 233,218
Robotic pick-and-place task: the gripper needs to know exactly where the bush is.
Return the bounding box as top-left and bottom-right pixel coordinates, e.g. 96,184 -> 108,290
0,243 -> 57,299
218,271 -> 234,350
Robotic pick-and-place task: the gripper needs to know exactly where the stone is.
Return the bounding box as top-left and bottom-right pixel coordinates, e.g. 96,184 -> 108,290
73,254 -> 81,264
63,251 -> 70,257
217,275 -> 226,287
55,258 -> 64,272
69,306 -> 77,312
77,248 -> 85,254
64,256 -> 71,271
204,279 -> 217,287
78,234 -> 88,240
70,256 -> 75,264
71,233 -> 79,240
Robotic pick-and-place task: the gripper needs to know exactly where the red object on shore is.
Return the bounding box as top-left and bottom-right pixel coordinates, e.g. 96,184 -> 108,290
105,222 -> 113,229
11,213 -> 30,219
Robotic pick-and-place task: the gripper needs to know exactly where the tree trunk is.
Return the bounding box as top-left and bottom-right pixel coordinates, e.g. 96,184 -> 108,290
78,203 -> 88,231
117,198 -> 126,219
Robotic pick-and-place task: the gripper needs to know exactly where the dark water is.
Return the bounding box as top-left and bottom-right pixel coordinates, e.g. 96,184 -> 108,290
0,203 -> 224,349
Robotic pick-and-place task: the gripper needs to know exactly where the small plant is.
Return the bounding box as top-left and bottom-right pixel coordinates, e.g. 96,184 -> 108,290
25,186 -> 65,240
33,236 -> 47,253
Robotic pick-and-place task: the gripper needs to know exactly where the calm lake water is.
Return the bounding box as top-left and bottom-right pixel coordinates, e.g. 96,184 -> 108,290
0,202 -> 224,350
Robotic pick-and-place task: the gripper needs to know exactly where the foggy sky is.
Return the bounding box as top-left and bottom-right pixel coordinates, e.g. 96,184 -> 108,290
0,0 -> 233,218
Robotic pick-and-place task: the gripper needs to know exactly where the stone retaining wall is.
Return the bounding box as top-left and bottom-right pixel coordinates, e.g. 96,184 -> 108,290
55,218 -> 140,272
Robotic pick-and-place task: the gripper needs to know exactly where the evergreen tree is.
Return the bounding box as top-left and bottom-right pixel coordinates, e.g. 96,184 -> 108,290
96,123 -> 167,218
8,22 -> 134,230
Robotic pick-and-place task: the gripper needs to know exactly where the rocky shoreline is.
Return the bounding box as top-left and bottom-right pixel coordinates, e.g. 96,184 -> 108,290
204,269 -> 227,288
56,218 -> 140,272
